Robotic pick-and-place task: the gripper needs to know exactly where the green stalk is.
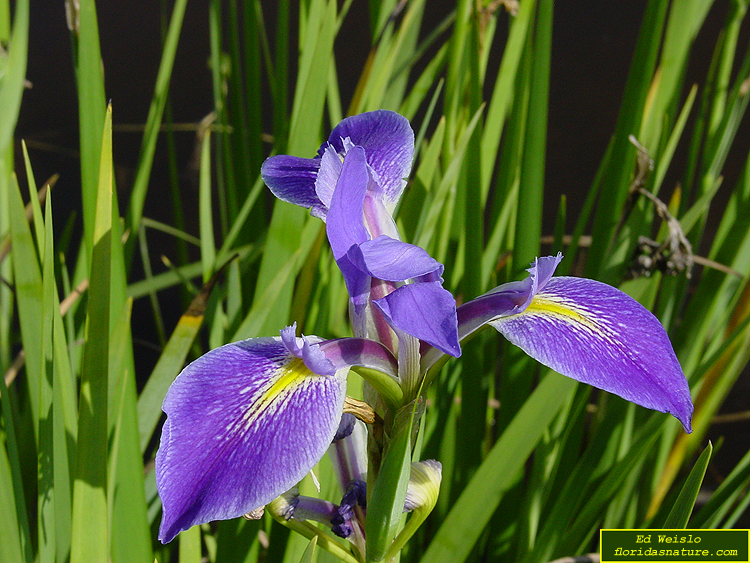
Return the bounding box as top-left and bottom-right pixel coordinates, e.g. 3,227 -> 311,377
126,0 -> 189,239
38,192 -> 55,563
70,105 -> 113,563
512,0 -> 551,274
0,375 -> 32,563
0,0 -> 27,155
72,0 -> 106,262
455,0 -> 487,490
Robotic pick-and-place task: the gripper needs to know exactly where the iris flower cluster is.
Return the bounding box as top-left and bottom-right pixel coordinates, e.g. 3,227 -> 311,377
155,110 -> 693,551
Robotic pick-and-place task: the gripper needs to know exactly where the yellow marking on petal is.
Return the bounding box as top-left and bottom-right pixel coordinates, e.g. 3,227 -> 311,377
240,358 -> 319,431
260,358 -> 310,404
522,294 -> 604,336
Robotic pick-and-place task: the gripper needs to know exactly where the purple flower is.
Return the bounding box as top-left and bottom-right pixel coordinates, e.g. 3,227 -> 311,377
156,327 -> 397,543
262,110 -> 460,357
261,110 -> 414,219
156,111 -> 693,547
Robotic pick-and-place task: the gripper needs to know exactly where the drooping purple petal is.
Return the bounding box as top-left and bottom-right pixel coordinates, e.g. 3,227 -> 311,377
348,235 -> 444,282
375,282 -> 460,357
156,338 -> 347,543
321,110 -> 414,209
261,155 -> 322,213
326,146 -> 370,259
490,276 -> 693,432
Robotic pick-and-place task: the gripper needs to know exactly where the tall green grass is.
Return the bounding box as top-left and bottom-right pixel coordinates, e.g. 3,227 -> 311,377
1,1 -> 750,562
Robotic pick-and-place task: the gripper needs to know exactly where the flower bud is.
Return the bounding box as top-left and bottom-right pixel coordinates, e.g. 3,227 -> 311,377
403,460 -> 442,513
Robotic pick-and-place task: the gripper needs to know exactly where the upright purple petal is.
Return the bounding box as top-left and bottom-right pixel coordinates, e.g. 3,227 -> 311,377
322,110 -> 414,209
261,155 -> 322,211
527,253 -> 563,297
326,146 -> 370,259
490,276 -> 693,432
375,282 -> 460,357
314,144 -> 343,213
363,188 -> 400,239
156,338 -> 347,543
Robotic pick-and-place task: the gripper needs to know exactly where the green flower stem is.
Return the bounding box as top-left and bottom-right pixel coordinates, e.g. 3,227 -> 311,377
365,399 -> 421,562
383,508 -> 429,563
272,517 -> 362,563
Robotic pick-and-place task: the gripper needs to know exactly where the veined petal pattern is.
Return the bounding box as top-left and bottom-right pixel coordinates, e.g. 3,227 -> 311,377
490,276 -> 693,432
156,337 -> 347,543
323,109 -> 414,209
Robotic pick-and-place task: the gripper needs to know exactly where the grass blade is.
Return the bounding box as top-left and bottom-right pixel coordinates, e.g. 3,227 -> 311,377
0,425 -> 25,563
512,0 -> 551,274
661,442 -> 712,529
73,0 -> 106,259
8,172 -> 43,434
420,373 -> 577,563
0,370 -> 32,562
39,191 -> 56,563
199,128 -> 216,282
254,0 -> 336,335
126,0 -> 189,236
0,0 -> 27,154
70,105 -> 113,563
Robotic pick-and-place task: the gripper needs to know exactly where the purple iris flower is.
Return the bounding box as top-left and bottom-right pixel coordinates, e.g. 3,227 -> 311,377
156,327 -> 399,543
155,110 -> 693,545
262,110 -> 461,357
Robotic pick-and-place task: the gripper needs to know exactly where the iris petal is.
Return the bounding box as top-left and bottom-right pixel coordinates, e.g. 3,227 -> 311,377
156,338 -> 347,543
326,146 -> 370,259
417,255 -> 563,371
336,254 -> 372,313
322,110 -> 414,210
350,236 -> 444,282
260,155 -> 322,213
280,324 -> 336,376
490,276 -> 693,432
314,144 -> 343,214
374,282 -> 460,357
453,254 -> 564,343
